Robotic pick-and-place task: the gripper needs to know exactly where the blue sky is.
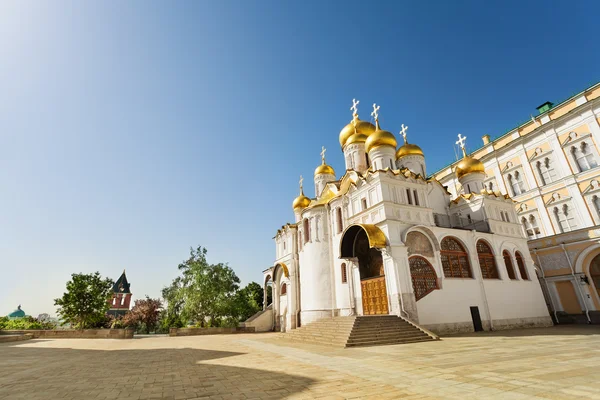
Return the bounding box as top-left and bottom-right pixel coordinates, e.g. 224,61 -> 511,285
1,1 -> 598,316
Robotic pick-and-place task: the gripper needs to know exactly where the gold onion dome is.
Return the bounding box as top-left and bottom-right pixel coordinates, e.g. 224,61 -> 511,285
455,156 -> 485,179
346,131 -> 368,146
365,122 -> 397,153
314,163 -> 335,176
339,116 -> 376,148
292,190 -> 311,210
396,143 -> 424,159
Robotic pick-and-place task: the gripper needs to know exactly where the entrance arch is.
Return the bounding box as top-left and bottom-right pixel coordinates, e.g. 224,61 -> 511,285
340,224 -> 389,315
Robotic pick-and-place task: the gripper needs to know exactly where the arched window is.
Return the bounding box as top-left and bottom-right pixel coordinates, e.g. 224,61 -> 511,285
413,190 -> 420,206
572,142 -> 598,172
503,250 -> 517,280
477,240 -> 499,279
593,196 -> 600,219
336,207 -> 343,234
341,263 -> 347,283
553,204 -> 577,233
515,251 -> 529,280
488,181 -> 494,191
440,237 -> 472,278
303,218 -> 311,243
409,256 -> 438,301
536,160 -> 546,186
280,283 -> 287,295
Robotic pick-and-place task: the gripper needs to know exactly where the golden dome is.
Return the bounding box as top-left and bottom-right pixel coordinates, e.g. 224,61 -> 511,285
292,190 -> 311,210
345,131 -> 368,146
314,163 -> 335,176
396,143 -> 424,159
365,124 -> 397,153
339,116 -> 376,148
455,156 -> 485,179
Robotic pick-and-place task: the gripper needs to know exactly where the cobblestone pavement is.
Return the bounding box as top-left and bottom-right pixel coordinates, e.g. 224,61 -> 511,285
1,326 -> 600,399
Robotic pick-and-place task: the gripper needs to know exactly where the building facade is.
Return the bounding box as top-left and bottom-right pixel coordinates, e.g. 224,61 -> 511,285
107,270 -> 132,317
261,102 -> 551,335
432,82 -> 600,324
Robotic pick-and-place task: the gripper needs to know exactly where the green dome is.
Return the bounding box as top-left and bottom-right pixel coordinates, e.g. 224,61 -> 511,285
8,305 -> 26,319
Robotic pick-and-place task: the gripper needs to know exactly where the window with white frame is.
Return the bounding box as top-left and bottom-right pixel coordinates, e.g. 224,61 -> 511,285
507,171 -> 526,196
571,141 -> 598,172
521,214 -> 541,238
535,157 -> 556,185
553,204 -> 577,233
593,195 -> 600,219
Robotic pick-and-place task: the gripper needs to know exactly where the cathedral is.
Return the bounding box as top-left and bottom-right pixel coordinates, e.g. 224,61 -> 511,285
259,101 -> 552,335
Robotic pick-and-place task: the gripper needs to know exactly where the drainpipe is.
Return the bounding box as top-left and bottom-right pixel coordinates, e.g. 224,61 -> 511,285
561,243 -> 591,323
534,249 -> 559,324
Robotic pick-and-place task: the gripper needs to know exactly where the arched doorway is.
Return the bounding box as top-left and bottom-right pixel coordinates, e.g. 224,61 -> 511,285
340,224 -> 389,315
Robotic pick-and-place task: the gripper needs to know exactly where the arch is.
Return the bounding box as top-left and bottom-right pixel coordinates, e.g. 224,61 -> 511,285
590,255 -> 600,297
340,224 -> 387,258
280,283 -> 287,295
409,256 -> 439,301
273,263 -> 289,279
476,240 -> 500,279
406,231 -> 434,257
440,236 -> 473,278
400,225 -> 440,251
503,250 -> 517,280
515,251 -> 529,280
264,274 -> 272,286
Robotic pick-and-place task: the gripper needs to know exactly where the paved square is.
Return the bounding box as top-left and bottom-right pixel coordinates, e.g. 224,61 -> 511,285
1,326 -> 600,399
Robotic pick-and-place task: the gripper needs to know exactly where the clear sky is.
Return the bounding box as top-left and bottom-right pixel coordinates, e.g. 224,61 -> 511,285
1,1 -> 598,317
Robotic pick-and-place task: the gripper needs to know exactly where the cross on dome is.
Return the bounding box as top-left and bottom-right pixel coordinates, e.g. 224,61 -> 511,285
371,103 -> 380,121
299,175 -> 304,191
350,99 -> 359,117
456,133 -> 467,157
320,146 -> 327,164
399,124 -> 409,144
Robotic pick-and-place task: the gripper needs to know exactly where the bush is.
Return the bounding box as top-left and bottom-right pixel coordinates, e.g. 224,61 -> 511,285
0,316 -> 56,330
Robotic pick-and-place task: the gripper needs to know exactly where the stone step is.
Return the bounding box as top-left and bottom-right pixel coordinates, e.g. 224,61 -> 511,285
346,337 -> 434,347
349,331 -> 429,340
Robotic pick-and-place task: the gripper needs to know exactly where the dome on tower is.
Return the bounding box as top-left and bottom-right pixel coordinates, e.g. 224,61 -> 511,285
339,117 -> 376,148
455,156 -> 485,179
314,163 -> 335,176
365,123 -> 397,153
396,143 -> 424,159
292,191 -> 311,211
345,131 -> 368,146
7,305 -> 26,319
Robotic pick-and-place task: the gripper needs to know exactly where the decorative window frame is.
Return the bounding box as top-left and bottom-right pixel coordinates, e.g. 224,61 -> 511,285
503,167 -> 528,196
561,131 -> 600,174
517,204 -> 543,239
583,179 -> 600,224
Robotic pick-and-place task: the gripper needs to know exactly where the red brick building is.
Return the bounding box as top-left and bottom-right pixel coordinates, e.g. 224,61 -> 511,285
107,270 -> 132,317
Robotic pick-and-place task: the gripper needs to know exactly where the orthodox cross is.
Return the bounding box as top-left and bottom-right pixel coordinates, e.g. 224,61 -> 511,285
299,175 -> 304,191
350,99 -> 359,116
456,133 -> 467,157
399,124 -> 409,144
371,103 -> 380,121
320,146 -> 326,164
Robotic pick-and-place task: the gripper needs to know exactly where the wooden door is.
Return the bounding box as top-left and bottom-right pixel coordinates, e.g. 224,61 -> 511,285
555,280 -> 581,315
361,276 -> 389,315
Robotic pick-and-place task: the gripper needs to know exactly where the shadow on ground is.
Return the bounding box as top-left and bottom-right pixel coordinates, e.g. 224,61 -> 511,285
0,344 -> 315,399
444,324 -> 600,338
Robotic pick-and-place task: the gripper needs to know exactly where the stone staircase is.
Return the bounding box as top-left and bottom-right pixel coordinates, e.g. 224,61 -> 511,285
280,315 -> 438,348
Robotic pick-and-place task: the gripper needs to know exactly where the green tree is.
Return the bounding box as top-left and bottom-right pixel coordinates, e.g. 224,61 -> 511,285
54,272 -> 114,329
178,246 -> 240,327
161,278 -> 185,329
229,282 -> 263,324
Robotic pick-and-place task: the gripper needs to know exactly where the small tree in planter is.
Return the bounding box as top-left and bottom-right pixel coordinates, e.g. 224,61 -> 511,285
54,272 -> 114,329
122,296 -> 162,334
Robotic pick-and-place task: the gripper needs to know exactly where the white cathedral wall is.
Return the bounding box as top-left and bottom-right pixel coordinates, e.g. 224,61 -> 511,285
298,208 -> 335,325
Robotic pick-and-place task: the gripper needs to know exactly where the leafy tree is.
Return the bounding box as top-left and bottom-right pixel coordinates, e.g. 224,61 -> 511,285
54,272 -> 114,329
228,282 -> 263,324
122,296 -> 162,333
0,316 -> 56,330
178,246 -> 240,327
161,278 -> 185,329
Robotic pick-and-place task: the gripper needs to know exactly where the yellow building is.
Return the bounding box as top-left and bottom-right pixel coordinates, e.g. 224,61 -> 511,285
432,82 -> 600,324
